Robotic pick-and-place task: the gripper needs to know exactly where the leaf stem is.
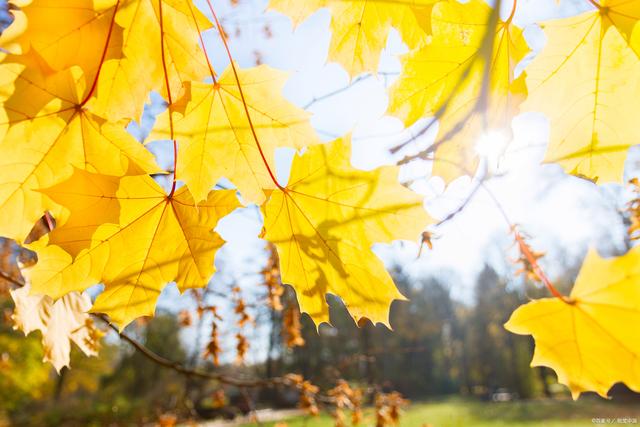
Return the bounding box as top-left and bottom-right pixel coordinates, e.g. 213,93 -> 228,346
586,0 -> 601,9
513,230 -> 570,303
506,0 -> 517,24
158,0 -> 178,198
471,183 -> 570,303
204,0 -> 284,191
79,0 -> 120,107
186,1 -> 217,84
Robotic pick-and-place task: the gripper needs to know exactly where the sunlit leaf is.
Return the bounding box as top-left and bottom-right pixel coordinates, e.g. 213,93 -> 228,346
92,0 -> 212,121
151,64 -> 319,205
261,137 -> 432,325
27,169 -> 239,328
505,247 -> 640,399
0,60 -> 160,242
389,0 -> 529,182
269,0 -> 437,77
522,2 -> 640,182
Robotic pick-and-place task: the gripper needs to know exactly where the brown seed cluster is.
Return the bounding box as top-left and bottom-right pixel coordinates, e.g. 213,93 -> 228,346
263,244 -> 284,311
375,392 -> 408,427
328,380 -> 363,427
283,305 -> 305,348
512,228 -> 545,282
202,306 -> 223,366
628,178 -> 640,240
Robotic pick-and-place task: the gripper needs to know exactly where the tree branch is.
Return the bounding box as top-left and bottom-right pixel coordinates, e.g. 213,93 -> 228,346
0,269 -> 297,389
303,72 -> 399,110
92,313 -> 289,388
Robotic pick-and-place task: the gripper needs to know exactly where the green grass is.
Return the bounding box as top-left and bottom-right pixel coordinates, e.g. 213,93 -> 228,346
243,397 -> 640,427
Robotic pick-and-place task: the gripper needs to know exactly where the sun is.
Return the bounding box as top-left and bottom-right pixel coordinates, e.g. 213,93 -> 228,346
475,129 -> 511,160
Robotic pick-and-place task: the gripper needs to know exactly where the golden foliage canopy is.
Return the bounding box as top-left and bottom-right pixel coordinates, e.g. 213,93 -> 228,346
0,0 -> 430,339
0,0 -> 638,399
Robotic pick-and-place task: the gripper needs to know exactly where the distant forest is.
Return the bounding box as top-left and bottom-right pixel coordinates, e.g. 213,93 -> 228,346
3,259 -> 612,426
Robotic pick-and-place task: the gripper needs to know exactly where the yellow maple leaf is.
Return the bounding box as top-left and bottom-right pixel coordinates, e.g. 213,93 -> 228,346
388,0 -> 529,182
0,0 -> 123,79
269,0 -> 437,77
0,60 -> 160,242
0,0 -> 211,121
600,0 -> 640,57
11,280 -> 101,372
151,64 -> 319,205
522,2 -> 640,182
505,247 -> 640,399
92,0 -> 212,121
26,169 -> 240,328
632,19 -> 640,55
261,137 -> 432,326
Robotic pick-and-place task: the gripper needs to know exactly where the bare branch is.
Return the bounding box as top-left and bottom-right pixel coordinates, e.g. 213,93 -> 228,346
0,269 -> 292,389
303,72 -> 399,110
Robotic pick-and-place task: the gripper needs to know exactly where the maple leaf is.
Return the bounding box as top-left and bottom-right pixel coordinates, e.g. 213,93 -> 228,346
599,0 -> 640,57
26,169 -> 240,328
0,60 -> 161,242
0,0 -> 123,80
505,247 -> 640,399
92,0 -> 212,121
151,64 -> 319,205
11,280 -> 101,372
269,0 -> 437,77
0,0 -> 211,121
522,2 -> 640,183
388,0 -> 529,182
261,137 -> 432,326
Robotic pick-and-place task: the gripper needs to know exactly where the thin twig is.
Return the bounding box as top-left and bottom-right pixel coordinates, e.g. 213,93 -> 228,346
93,313 -> 287,387
303,72 -> 399,109
434,165 -> 488,228
1,269 -> 294,388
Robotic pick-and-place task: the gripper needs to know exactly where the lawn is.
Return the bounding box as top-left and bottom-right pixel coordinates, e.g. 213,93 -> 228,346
242,397 -> 640,427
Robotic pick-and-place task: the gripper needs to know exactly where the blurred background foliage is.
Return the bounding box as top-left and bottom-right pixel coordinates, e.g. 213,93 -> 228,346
2,254 -> 637,426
